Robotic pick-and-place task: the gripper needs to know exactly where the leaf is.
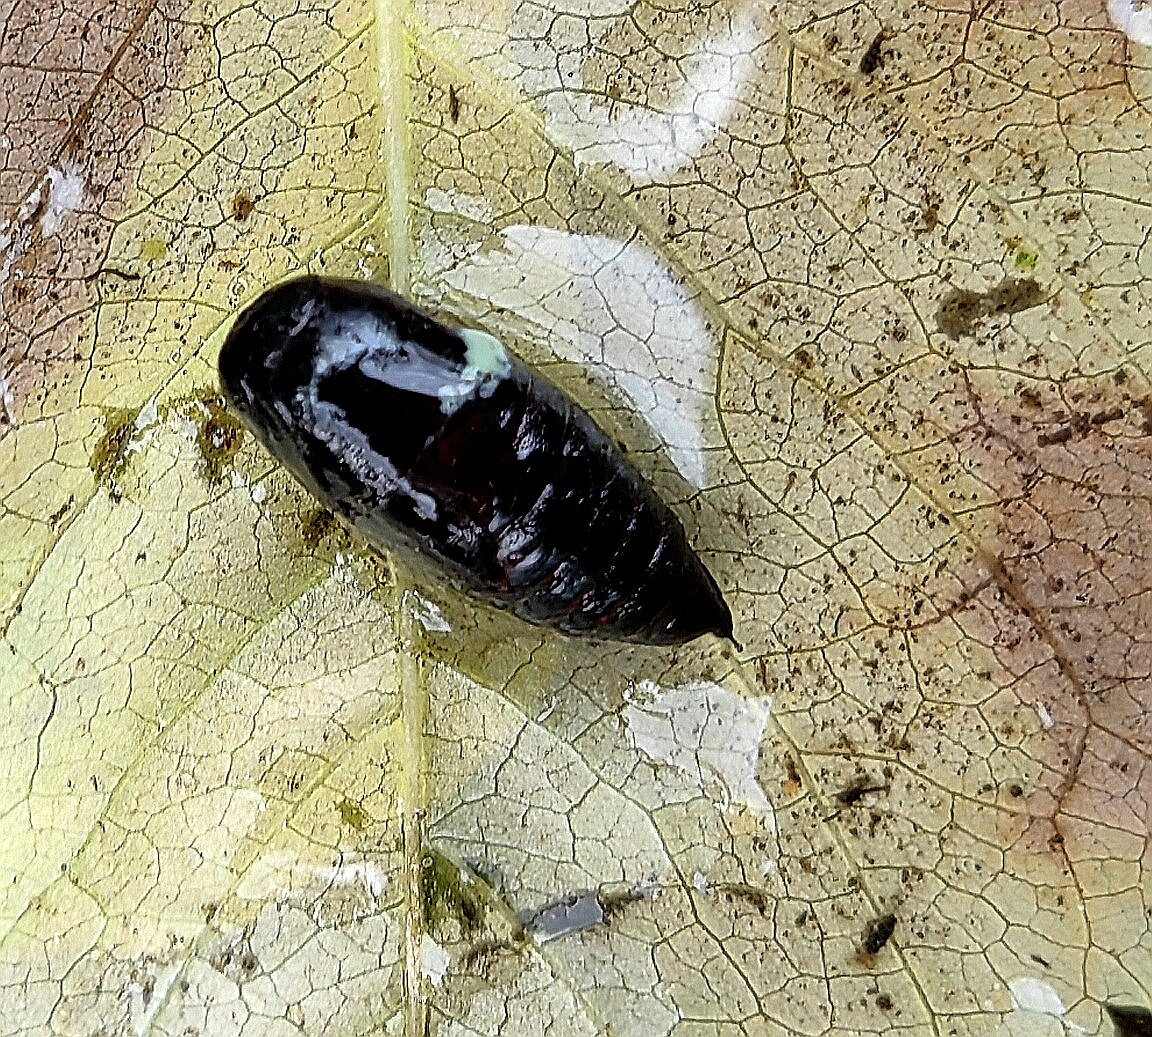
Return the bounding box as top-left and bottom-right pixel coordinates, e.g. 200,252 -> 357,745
2,1 -> 1150,1035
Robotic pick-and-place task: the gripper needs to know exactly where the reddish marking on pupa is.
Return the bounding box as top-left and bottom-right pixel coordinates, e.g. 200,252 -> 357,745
951,367 -> 1152,870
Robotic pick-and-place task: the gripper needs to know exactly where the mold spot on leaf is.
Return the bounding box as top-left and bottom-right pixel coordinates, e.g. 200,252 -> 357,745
458,933 -> 529,978
89,407 -> 138,497
1015,248 -> 1040,272
190,393 -> 244,484
336,797 -> 368,830
421,847 -> 487,935
300,505 -> 341,550
139,237 -> 168,261
597,885 -> 648,924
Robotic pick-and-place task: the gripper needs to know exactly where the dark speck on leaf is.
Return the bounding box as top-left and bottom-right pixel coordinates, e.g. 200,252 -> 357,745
860,31 -> 886,74
862,912 -> 897,955
230,191 -> 255,221
837,777 -> 887,805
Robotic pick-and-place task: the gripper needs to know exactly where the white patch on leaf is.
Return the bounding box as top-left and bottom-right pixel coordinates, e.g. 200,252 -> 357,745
623,680 -> 773,818
420,933 -> 451,986
1008,977 -> 1089,1034
538,8 -> 762,182
1108,0 -> 1152,44
41,165 -> 86,238
406,591 -> 452,632
318,860 -> 388,897
424,186 -> 494,224
0,371 -> 13,423
438,223 -> 718,488
237,853 -> 388,900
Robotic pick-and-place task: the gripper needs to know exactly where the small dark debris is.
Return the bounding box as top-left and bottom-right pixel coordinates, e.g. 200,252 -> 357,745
88,267 -> 141,282
1007,783 -> 1025,798
209,938 -> 259,982
448,84 -> 461,123
936,278 -> 1045,340
718,882 -> 772,916
598,886 -> 647,922
837,777 -> 888,806
782,752 -> 802,792
230,192 -> 255,221
47,496 -> 73,529
859,31 -> 886,74
1090,406 -> 1125,426
862,913 -> 897,955
1018,386 -> 1043,409
1106,1005 -> 1152,1037
876,993 -> 895,1011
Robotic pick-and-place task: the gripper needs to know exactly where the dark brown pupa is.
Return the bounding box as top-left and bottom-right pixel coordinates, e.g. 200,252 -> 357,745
218,275 -> 734,646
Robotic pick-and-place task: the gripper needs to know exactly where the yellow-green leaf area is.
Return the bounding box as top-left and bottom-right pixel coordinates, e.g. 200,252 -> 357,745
2,1 -> 1150,1036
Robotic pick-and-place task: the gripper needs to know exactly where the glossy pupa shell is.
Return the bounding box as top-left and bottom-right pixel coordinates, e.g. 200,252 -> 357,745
218,275 -> 734,646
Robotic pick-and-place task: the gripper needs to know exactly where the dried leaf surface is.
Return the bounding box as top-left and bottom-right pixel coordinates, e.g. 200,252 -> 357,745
2,1 -> 1150,1034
